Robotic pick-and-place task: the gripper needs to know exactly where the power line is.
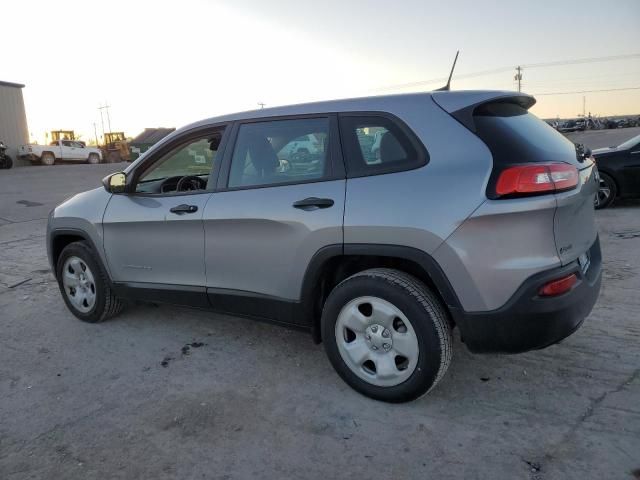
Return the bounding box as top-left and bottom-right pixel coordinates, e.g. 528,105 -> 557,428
522,53 -> 640,69
532,86 -> 640,96
373,66 -> 513,91
373,53 -> 640,92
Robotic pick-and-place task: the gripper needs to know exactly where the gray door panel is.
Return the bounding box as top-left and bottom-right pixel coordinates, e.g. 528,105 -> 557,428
203,180 -> 345,301
102,193 -> 212,285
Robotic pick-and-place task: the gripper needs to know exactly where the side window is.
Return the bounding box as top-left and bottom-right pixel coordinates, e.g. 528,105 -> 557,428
228,117 -> 330,189
135,128 -> 225,194
339,115 -> 426,177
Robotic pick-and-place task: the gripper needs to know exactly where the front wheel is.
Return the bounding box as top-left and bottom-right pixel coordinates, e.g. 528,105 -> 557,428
56,241 -> 123,323
595,172 -> 616,209
321,268 -> 452,403
87,153 -> 100,164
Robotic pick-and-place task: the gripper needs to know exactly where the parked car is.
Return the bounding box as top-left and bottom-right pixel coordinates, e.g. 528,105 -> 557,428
19,139 -> 102,165
47,91 -> 601,402
615,119 -> 630,129
592,133 -> 640,208
558,119 -> 584,133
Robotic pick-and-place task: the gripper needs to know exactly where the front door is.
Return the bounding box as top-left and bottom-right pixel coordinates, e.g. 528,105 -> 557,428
203,116 -> 345,322
102,127 -> 227,290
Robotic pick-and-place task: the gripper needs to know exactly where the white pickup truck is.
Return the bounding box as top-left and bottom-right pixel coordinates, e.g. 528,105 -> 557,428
19,140 -> 102,165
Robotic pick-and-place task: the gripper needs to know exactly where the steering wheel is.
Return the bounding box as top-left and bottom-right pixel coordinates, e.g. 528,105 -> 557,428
176,175 -> 207,192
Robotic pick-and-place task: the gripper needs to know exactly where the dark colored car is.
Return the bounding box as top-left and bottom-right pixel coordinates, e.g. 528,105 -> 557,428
592,134 -> 640,208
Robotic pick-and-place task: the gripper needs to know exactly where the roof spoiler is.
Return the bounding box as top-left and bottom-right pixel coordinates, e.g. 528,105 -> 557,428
432,91 -> 536,133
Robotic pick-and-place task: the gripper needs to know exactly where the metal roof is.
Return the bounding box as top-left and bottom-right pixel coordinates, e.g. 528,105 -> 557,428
130,127 -> 176,145
185,90 -> 528,130
0,80 -> 25,88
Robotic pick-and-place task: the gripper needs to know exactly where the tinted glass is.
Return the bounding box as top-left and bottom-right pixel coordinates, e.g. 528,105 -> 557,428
339,115 -> 424,177
228,118 -> 329,188
617,134 -> 640,150
474,103 -> 579,165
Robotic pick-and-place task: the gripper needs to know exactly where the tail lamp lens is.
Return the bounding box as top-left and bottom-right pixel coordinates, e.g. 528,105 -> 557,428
495,163 -> 578,197
539,273 -> 577,297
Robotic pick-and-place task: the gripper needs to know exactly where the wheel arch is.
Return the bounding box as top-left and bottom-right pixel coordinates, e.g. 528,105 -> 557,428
49,229 -> 110,283
301,244 -> 462,343
597,168 -> 620,192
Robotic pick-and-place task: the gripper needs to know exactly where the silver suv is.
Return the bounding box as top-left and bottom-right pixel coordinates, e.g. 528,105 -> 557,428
47,91 -> 602,402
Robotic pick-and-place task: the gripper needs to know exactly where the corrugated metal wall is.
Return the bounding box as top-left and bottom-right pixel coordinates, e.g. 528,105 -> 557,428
0,84 -> 29,167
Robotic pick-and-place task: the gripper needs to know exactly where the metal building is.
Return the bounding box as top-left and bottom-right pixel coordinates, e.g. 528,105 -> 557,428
0,80 -> 29,167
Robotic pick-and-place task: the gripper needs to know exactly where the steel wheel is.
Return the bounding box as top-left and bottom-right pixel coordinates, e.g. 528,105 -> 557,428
62,256 -> 97,313
335,296 -> 419,387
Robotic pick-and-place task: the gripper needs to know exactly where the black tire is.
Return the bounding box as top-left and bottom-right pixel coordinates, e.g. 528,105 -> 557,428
595,172 -> 616,209
87,153 -> 100,164
56,241 -> 123,323
0,155 -> 13,169
321,268 -> 452,403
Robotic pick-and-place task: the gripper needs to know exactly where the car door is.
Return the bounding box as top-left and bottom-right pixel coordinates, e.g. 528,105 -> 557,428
623,138 -> 640,195
71,141 -> 86,160
203,115 -> 345,324
60,140 -> 74,160
102,125 -> 229,302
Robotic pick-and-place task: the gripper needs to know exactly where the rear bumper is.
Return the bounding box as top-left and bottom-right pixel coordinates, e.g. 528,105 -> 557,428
453,236 -> 602,353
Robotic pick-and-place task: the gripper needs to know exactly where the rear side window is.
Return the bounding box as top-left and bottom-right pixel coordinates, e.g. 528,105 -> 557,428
473,102 -> 578,165
228,118 -> 330,189
339,115 -> 427,177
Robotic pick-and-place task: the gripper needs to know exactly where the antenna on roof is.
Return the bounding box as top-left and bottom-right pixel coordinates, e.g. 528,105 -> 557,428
435,50 -> 459,91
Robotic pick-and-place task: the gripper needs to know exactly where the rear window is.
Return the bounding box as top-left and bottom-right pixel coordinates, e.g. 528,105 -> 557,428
474,102 -> 578,165
339,114 -> 427,178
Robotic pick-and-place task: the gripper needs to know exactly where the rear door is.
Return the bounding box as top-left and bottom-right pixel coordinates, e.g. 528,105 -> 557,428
203,115 -> 345,321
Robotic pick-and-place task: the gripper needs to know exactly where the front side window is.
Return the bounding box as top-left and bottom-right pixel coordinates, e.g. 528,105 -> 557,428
339,115 -> 424,177
135,129 -> 225,194
228,118 -> 330,189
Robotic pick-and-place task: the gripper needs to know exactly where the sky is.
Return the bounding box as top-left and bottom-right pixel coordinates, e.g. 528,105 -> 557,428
3,0 -> 640,144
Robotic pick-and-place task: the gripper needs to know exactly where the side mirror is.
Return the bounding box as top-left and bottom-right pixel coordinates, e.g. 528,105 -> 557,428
102,172 -> 127,193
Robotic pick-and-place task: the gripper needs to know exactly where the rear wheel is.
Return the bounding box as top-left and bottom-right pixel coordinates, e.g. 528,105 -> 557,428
322,268 -> 452,403
107,151 -> 121,163
56,241 -> 123,323
87,153 -> 100,164
41,152 -> 55,166
595,172 -> 616,209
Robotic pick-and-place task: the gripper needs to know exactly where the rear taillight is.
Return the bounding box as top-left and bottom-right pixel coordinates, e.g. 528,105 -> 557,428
539,273 -> 577,297
495,163 -> 578,197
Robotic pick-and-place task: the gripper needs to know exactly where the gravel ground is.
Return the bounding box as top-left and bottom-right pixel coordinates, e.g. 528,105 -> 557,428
565,126 -> 640,150
0,155 -> 639,479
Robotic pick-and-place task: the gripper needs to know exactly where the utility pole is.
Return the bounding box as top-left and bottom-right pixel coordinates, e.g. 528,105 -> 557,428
514,66 -> 523,92
93,123 -> 99,146
258,102 -> 266,109
98,102 -> 112,134
582,96 -> 586,118
98,106 -> 105,143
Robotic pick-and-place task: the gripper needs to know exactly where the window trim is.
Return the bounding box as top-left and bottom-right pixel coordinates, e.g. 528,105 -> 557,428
123,123 -> 231,197
337,111 -> 429,179
217,113 -> 345,192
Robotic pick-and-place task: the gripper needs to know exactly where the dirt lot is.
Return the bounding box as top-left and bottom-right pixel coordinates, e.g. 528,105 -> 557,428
566,126 -> 640,149
1,156 -> 639,479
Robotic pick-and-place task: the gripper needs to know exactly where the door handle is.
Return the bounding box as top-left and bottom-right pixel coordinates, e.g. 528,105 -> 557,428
170,204 -> 198,214
292,197 -> 334,210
